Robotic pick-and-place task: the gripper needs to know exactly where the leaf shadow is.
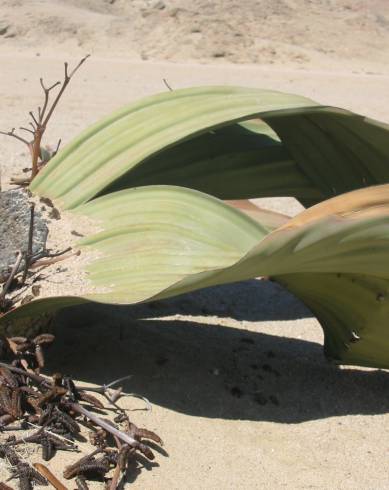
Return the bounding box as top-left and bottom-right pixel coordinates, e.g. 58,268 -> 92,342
45,280 -> 389,425
111,278 -> 312,322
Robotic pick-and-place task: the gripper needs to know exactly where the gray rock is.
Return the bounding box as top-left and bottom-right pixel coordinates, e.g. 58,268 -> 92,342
0,189 -> 48,280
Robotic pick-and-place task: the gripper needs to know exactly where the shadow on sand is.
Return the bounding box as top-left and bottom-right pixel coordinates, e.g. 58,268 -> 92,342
46,279 -> 389,425
106,278 -> 312,322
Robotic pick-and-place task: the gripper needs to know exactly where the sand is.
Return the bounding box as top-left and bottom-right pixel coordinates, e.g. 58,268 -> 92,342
1,1 -> 389,488
1,0 -> 389,72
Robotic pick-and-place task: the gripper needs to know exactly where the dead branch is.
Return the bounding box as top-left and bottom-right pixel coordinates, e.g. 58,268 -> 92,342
42,55 -> 90,129
9,176 -> 31,186
33,463 -> 69,490
0,55 -> 90,181
0,128 -> 31,148
109,436 -> 123,490
0,251 -> 23,309
19,126 -> 35,136
22,203 -> 35,284
39,79 -> 61,124
162,78 -> 173,91
0,363 -> 134,405
68,403 -> 152,457
30,249 -> 79,269
51,138 -> 62,159
0,356 -> 162,487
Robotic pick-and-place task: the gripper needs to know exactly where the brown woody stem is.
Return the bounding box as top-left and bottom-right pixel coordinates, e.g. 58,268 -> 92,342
0,128 -> 31,148
33,463 -> 69,490
69,403 -> 144,452
22,203 -> 35,283
109,436 -> 123,490
0,251 -> 23,308
2,56 -> 89,181
31,128 -> 43,179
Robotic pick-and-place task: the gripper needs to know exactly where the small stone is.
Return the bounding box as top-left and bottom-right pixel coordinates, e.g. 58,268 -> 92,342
0,189 -> 48,279
49,207 -> 61,220
153,0 -> 165,9
40,197 -> 54,208
169,7 -> 180,17
20,295 -> 34,305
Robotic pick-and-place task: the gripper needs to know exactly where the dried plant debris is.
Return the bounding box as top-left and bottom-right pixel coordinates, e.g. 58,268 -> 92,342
7,461 -> 48,489
0,334 -> 163,488
0,56 -> 89,182
0,57 -> 104,322
0,483 -> 16,490
0,189 -> 48,283
0,187 -> 105,319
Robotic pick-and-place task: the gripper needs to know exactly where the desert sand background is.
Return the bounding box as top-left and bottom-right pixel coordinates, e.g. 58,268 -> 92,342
1,1 -> 389,489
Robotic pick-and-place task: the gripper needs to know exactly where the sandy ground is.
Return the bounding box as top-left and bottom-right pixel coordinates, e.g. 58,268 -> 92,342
1,1 -> 389,488
2,0 -> 389,71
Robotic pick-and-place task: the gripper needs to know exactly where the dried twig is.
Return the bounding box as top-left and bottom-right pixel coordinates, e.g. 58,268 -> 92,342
0,483 -> 15,490
0,362 -> 49,386
0,128 -> 30,148
0,352 -> 162,487
68,403 -> 154,458
39,246 -> 72,259
0,363 -> 127,396
162,78 -> 173,91
0,243 -> 75,310
22,203 -> 35,284
51,138 -> 62,159
41,56 -> 90,130
9,176 -> 31,186
33,463 -> 69,490
26,422 -> 78,448
126,392 -> 152,411
109,436 -> 123,490
0,55 -> 90,181
30,250 -> 79,269
76,375 -> 132,397
0,251 -> 23,309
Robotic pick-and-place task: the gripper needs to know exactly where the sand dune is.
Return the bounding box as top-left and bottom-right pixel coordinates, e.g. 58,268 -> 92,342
1,0 -> 389,71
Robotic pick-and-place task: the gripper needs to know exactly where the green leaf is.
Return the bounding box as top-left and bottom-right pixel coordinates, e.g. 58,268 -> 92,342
4,183 -> 389,369
30,86 -> 321,209
97,120 -> 321,203
30,86 -> 389,209
75,185 -> 268,304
